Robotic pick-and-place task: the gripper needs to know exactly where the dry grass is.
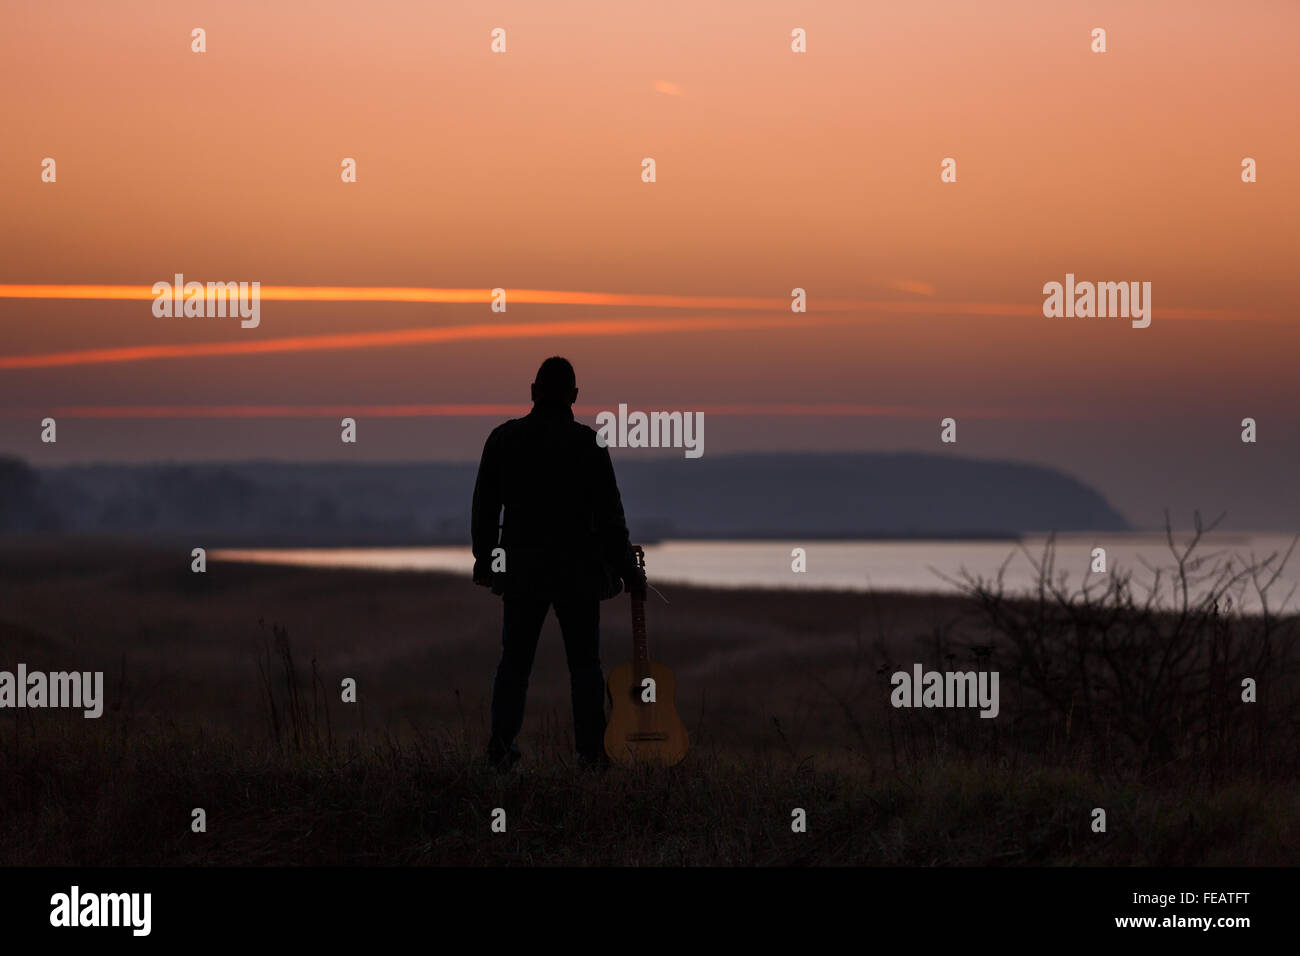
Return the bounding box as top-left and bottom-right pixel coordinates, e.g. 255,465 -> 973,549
1,539 -> 1297,865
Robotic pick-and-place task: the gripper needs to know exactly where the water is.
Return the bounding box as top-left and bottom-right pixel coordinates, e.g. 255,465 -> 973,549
213,533 -> 1300,614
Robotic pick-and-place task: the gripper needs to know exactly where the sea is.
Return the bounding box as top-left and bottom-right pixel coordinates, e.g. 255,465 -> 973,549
212,533 -> 1300,614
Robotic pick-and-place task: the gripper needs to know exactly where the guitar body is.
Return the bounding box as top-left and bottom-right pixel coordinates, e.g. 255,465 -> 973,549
604,660 -> 689,767
603,546 -> 689,767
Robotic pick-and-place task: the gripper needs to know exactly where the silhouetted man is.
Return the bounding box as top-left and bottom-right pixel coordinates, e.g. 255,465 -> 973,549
472,356 -> 644,769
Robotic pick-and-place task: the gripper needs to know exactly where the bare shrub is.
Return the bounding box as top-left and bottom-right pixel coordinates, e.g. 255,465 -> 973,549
953,514 -> 1300,776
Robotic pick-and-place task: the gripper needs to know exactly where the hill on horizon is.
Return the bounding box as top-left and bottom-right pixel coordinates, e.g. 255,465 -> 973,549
0,452 -> 1130,545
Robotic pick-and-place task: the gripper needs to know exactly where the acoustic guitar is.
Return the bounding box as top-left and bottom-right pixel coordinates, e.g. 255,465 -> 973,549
604,546 -> 689,767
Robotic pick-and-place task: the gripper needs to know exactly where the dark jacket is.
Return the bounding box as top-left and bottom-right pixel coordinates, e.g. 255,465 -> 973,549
471,403 -> 636,601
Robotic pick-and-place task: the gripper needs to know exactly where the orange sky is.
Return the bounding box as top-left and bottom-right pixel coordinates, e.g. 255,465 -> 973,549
1,0 -> 1298,527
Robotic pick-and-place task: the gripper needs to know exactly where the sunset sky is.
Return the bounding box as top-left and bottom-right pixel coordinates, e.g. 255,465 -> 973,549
2,0 -> 1298,528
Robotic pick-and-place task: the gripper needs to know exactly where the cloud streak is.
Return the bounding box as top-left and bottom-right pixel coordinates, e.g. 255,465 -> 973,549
0,402 -> 1082,421
0,286 -> 1262,371
0,315 -> 852,370
0,284 -> 852,311
0,284 -> 1250,321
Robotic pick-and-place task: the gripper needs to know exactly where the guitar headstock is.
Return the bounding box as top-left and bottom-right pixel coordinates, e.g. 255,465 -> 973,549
632,545 -> 645,570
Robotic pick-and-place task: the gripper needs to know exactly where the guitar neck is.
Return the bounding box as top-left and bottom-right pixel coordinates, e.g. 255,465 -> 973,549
631,590 -> 649,663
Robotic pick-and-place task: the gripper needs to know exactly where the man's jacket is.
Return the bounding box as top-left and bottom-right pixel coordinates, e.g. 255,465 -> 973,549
471,403 -> 635,601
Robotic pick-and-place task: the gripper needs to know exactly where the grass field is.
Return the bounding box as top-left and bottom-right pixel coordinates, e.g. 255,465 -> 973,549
1,540 -> 1298,865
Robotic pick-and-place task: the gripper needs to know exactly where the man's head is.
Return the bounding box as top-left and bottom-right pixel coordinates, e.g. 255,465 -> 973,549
531,356 -> 578,407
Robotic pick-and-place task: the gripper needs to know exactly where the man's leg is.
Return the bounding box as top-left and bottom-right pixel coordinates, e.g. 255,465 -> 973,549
553,596 -> 606,764
488,595 -> 550,764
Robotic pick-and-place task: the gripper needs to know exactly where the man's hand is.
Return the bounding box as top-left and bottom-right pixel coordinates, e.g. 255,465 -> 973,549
621,563 -> 647,596
472,557 -> 494,588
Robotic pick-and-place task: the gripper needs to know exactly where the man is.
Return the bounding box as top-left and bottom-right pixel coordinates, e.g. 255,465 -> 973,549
471,356 -> 645,769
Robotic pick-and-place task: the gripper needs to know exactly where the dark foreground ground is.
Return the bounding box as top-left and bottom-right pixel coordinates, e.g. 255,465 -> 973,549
0,541 -> 1297,865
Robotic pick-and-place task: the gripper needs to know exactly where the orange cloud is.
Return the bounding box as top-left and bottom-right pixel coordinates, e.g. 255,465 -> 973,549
0,315 -> 856,370
888,279 -> 938,297
0,285 -> 1249,320
0,285 -> 810,310
0,402 -> 1080,421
